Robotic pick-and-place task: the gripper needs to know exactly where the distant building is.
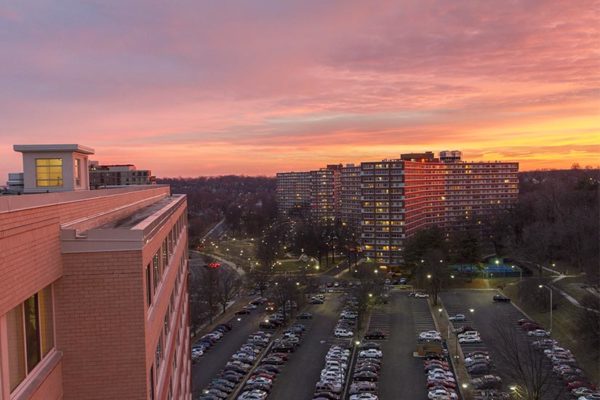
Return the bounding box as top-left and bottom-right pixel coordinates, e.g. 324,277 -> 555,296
340,164 -> 362,230
275,171 -> 313,217
311,165 -> 342,223
276,151 -> 519,265
0,144 -> 191,400
89,162 -> 155,188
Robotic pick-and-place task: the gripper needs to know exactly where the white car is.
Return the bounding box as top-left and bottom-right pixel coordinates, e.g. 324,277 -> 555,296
237,389 -> 268,400
247,376 -> 272,386
419,331 -> 442,341
334,328 -> 353,338
448,314 -> 466,322
429,388 -> 458,399
359,349 -> 383,358
528,329 -> 550,337
349,394 -> 378,400
415,292 -> 430,298
457,330 -> 479,338
459,335 -> 482,344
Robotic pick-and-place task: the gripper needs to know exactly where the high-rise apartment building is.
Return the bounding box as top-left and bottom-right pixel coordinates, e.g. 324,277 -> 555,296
0,145 -> 191,400
311,165 -> 342,223
340,164 -> 361,230
275,171 -> 313,216
89,162 -> 155,188
276,151 -> 519,265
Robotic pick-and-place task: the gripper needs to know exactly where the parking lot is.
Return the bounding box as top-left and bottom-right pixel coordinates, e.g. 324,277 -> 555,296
191,306 -> 268,396
267,294 -> 344,400
376,290 -> 433,400
441,289 -> 568,399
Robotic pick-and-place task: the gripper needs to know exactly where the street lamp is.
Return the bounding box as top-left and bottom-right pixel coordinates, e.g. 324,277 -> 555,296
450,275 -> 455,279
495,259 -> 500,265
469,308 -> 475,313
427,274 -> 432,279
512,265 -> 522,281
538,284 -> 553,333
368,293 -> 373,298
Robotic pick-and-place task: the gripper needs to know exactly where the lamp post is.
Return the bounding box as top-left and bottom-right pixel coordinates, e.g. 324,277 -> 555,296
538,285 -> 553,333
511,265 -> 522,281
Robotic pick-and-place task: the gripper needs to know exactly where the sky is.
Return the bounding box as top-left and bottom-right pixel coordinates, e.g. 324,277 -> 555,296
0,0 -> 598,178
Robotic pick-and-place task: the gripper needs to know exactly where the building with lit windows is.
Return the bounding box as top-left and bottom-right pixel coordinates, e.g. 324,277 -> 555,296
275,171 -> 313,217
340,164 -> 361,230
0,145 -> 191,400
276,151 -> 518,265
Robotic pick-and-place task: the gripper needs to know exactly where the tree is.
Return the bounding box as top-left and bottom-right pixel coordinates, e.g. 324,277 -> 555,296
492,322 -> 563,400
269,276 -> 302,322
216,267 -> 241,314
448,230 -> 481,265
247,265 -> 270,297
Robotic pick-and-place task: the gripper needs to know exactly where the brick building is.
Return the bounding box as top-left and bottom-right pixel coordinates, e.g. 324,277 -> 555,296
89,162 -> 155,188
276,151 -> 519,265
0,145 -> 191,400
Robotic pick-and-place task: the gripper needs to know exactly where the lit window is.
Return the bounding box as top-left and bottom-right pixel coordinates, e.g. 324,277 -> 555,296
7,285 -> 55,393
35,158 -> 63,187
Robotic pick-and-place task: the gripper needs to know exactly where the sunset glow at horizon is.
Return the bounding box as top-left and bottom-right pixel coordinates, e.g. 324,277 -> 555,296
0,0 -> 598,178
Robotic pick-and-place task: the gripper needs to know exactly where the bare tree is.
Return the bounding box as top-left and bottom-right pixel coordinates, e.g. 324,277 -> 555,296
269,276 -> 301,322
491,322 -> 563,400
216,267 -> 241,314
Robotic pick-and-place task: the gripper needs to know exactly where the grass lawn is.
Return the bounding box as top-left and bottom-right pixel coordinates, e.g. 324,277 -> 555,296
553,276 -> 597,304
203,238 -> 256,269
503,283 -> 600,384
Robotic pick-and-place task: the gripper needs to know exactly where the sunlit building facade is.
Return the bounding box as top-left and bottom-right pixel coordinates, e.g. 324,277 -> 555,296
276,150 -> 519,266
0,145 -> 191,400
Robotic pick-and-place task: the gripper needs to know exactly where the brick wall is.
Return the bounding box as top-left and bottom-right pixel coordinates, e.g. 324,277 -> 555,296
0,186 -> 170,316
56,250 -> 147,400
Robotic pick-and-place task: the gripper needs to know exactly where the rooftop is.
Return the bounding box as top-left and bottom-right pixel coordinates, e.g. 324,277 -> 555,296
0,185 -> 169,214
13,143 -> 95,154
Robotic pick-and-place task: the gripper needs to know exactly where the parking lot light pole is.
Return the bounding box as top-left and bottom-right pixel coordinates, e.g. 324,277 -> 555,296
538,285 -> 553,333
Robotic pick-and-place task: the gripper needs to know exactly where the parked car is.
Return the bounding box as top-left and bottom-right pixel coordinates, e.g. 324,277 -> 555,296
448,314 -> 466,322
334,328 -> 353,338
364,330 -> 386,340
493,294 -> 510,302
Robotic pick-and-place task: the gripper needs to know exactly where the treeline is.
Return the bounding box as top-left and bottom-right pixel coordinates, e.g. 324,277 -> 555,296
157,176 -> 277,241
493,168 -> 599,283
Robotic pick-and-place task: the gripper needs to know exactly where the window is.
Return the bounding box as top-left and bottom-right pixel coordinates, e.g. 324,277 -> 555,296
74,158 -> 82,186
35,158 -> 63,187
6,285 -> 55,393
153,253 -> 160,290
146,264 -> 153,307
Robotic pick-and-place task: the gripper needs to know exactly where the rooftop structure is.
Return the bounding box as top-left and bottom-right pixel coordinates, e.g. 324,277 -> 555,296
12,144 -> 94,193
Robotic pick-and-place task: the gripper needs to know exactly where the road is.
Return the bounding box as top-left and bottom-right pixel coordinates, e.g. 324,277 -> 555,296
190,305 -> 267,398
268,293 -> 344,400
375,290 -> 431,400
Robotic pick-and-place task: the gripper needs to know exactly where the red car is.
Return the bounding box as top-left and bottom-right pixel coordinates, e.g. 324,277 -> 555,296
521,323 -> 542,331
567,381 -> 595,391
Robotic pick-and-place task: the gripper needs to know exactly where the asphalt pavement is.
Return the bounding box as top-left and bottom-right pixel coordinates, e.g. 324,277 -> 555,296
267,293 -> 344,400
191,305 -> 267,397
377,290 -> 430,400
441,290 -> 566,399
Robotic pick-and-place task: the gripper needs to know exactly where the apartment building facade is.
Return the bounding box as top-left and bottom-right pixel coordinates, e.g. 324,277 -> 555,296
275,171 -> 313,217
340,164 -> 361,230
276,151 -> 519,265
0,145 -> 191,400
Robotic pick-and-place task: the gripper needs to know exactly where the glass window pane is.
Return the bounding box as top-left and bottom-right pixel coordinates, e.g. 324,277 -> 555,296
7,305 -> 26,392
39,286 -> 54,356
24,294 -> 41,372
